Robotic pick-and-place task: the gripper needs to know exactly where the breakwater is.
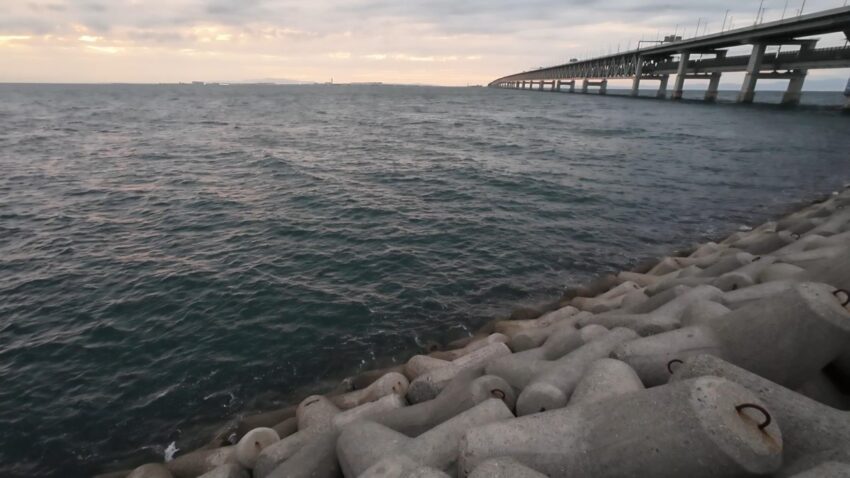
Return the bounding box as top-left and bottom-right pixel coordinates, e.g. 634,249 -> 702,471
4,85 -> 850,477
98,187 -> 850,477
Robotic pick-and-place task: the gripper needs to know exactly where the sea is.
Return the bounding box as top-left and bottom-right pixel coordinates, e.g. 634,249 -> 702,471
1,83 -> 849,477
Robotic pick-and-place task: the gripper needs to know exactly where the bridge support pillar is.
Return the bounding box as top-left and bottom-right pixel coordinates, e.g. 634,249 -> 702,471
844,77 -> 850,112
582,79 -> 589,94
781,71 -> 807,105
705,73 -> 722,102
631,57 -> 643,97
539,81 -> 545,91
781,42 -> 815,106
555,80 -> 561,92
599,79 -> 608,95
704,51 -> 726,102
657,75 -> 669,99
738,43 -> 766,104
672,52 -> 690,100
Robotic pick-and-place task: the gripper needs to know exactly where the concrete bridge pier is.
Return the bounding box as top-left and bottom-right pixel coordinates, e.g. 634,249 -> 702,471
672,52 -> 690,100
844,77 -> 850,111
781,70 -> 808,105
599,79 -> 608,95
631,57 -> 644,97
705,51 -> 726,102
781,41 -> 816,105
555,80 -> 561,92
738,43 -> 767,103
538,81 -> 545,91
582,79 -> 589,94
564,80 -> 576,93
657,75 -> 670,99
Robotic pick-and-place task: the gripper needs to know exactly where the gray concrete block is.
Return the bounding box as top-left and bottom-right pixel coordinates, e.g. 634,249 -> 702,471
338,399 -> 514,477
407,342 -> 512,403
468,458 -> 547,477
568,358 -> 644,406
330,372 -> 409,409
617,282 -> 850,389
375,371 -> 515,436
127,464 -> 173,478
198,464 -> 248,478
360,455 -> 451,478
788,461 -> 850,478
670,354 -> 850,466
459,377 -> 782,477
235,427 -> 279,469
166,447 -> 238,478
515,327 -> 638,416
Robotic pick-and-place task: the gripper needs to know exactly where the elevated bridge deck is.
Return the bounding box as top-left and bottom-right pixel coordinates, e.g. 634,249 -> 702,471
490,6 -> 850,107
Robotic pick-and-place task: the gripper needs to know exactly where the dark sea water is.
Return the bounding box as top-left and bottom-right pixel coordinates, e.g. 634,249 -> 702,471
1,83 -> 849,477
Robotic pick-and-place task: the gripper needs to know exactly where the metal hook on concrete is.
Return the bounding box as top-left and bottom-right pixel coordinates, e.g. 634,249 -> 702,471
736,403 -> 772,430
667,359 -> 684,374
833,289 -> 850,307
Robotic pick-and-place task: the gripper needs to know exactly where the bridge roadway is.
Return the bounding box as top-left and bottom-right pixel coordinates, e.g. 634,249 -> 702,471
489,6 -> 850,108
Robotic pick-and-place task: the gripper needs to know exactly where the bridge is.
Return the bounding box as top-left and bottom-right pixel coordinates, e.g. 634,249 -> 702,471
489,6 -> 850,108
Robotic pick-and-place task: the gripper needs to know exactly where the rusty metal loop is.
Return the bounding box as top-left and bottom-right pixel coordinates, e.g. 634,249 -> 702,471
736,403 -> 772,430
490,389 -> 506,400
667,359 -> 684,374
833,289 -> 850,307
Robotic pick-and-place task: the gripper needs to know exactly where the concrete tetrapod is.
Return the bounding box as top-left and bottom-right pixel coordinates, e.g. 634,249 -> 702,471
788,462 -> 850,478
731,230 -> 797,255
484,325 -> 604,390
337,399 -> 515,477
508,312 -> 598,352
127,464 -> 173,478
428,333 -> 509,361
373,370 -> 516,436
359,455 -> 452,478
166,446 -> 238,478
614,282 -> 850,388
198,464 -> 248,478
234,427 -> 279,469
567,358 -> 644,406
253,394 -> 405,478
407,342 -> 512,403
468,458 -> 547,478
578,285 -> 723,336
459,377 -> 783,478
330,372 -> 409,409
515,327 -> 639,416
493,306 -> 580,338
646,253 -> 756,295
670,354 -> 850,467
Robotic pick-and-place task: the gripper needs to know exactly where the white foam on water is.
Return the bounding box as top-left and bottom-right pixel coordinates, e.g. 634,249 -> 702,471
164,441 -> 179,462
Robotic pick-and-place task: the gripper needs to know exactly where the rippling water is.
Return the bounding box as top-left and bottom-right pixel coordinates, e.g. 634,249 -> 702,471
1,84 -> 849,477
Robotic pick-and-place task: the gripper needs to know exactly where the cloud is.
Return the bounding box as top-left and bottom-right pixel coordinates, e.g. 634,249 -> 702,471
0,0 -> 847,85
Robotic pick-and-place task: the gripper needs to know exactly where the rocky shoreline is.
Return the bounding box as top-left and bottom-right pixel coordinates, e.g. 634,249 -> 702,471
97,186 -> 850,478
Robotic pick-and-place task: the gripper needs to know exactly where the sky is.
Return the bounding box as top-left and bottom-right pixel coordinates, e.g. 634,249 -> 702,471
1,0 -> 849,87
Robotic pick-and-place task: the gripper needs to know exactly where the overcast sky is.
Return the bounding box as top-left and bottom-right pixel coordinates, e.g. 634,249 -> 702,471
1,0 -> 848,86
